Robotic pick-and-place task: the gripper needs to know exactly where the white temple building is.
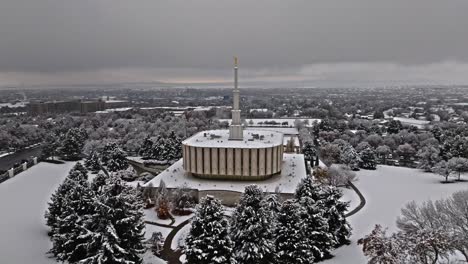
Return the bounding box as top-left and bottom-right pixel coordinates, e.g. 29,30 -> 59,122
145,58 -> 307,204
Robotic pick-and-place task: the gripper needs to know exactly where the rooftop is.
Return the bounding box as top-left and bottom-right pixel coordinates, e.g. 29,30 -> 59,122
144,153 -> 307,194
182,129 -> 283,148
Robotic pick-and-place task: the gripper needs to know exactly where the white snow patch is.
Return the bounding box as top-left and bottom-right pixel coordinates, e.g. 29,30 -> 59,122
323,165 -> 468,264
0,161 -> 76,264
171,223 -> 191,250
339,187 -> 360,213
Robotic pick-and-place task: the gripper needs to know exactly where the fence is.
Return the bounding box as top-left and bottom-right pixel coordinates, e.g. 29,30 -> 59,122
0,157 -> 38,184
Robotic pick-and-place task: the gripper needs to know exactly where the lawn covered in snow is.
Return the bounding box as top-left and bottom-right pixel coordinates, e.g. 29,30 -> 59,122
324,165 -> 468,264
0,161 -> 76,264
0,161 -> 167,264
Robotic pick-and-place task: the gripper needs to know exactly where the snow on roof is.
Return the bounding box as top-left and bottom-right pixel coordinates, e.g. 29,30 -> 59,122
144,153 -> 307,194
247,127 -> 299,135
218,118 -> 322,127
182,129 -> 283,148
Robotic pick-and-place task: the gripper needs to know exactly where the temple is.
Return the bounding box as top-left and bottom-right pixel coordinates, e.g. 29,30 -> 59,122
144,58 -> 307,205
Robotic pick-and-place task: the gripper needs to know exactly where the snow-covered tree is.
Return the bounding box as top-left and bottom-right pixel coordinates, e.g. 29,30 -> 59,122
138,136 -> 154,159
106,147 -> 128,172
276,200 -> 314,263
41,134 -> 60,160
302,141 -> 317,164
320,186 -> 352,246
340,144 -> 361,170
433,160 -> 454,182
113,166 -> 137,182
85,152 -> 101,173
185,195 -> 234,264
45,163 -> 88,235
82,176 -> 145,264
376,145 -> 392,164
325,164 -> 357,187
448,157 -> 468,181
358,225 -> 406,264
359,147 -> 377,170
172,184 -> 195,215
416,146 -> 441,172
50,179 -> 95,262
147,232 -> 164,256
397,143 -> 416,166
58,128 -> 87,161
231,185 -> 276,264
90,171 -> 107,193
295,178 -> 336,260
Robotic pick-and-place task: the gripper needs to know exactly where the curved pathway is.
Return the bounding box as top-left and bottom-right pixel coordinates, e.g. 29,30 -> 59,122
160,218 -> 192,264
344,180 -> 366,217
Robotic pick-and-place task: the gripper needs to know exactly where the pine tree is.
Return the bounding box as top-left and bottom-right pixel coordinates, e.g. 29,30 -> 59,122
41,133 -> 60,160
302,141 -> 317,164
82,176 -> 145,264
85,152 -> 102,173
320,185 -> 352,246
231,185 -> 276,264
359,147 -> 377,170
185,195 -> 234,264
295,177 -> 336,260
91,171 -> 107,193
138,136 -> 154,159
340,144 -> 361,170
100,142 -> 118,165
45,164 -> 88,235
106,147 -> 129,172
276,200 -> 314,264
50,180 -> 95,262
58,128 -> 86,161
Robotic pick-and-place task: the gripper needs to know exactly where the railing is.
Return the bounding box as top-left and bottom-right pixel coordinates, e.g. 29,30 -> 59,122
0,156 -> 38,184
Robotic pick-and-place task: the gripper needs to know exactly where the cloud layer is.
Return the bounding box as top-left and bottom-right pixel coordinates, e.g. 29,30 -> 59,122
1,0 -> 468,86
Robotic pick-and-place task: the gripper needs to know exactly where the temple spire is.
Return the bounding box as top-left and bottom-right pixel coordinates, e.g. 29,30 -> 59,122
229,56 -> 243,140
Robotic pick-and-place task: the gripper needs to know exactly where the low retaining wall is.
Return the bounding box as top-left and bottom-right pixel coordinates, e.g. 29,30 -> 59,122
0,157 -> 38,184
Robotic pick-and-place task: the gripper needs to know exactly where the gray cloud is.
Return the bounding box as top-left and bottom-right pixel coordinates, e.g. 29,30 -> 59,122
1,0 -> 468,85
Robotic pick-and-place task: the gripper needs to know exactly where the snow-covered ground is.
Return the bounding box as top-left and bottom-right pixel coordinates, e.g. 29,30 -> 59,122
339,186 -> 360,213
0,161 -> 167,264
324,165 -> 468,264
145,154 -> 307,194
0,161 -> 76,264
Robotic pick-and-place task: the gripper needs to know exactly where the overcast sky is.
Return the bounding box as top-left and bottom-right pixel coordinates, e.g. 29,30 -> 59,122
1,0 -> 468,87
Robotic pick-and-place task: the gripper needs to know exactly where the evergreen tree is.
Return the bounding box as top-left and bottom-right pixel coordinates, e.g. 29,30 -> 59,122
106,147 -> 128,172
58,128 -> 86,161
41,133 -> 60,160
302,141 -> 317,164
91,171 -> 107,192
185,195 -> 234,264
359,147 -> 377,170
276,200 -> 314,264
82,176 -> 145,264
340,144 -> 361,170
138,136 -> 154,159
100,142 -> 118,165
50,180 -> 95,262
295,177 -> 337,260
320,186 -> 352,246
45,165 -> 87,235
85,152 -> 102,173
231,185 -> 275,264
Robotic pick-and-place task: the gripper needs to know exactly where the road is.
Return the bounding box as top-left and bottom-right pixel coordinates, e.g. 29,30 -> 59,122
0,145 -> 43,171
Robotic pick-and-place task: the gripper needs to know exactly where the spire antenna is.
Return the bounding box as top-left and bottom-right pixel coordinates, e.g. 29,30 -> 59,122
229,56 -> 243,140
